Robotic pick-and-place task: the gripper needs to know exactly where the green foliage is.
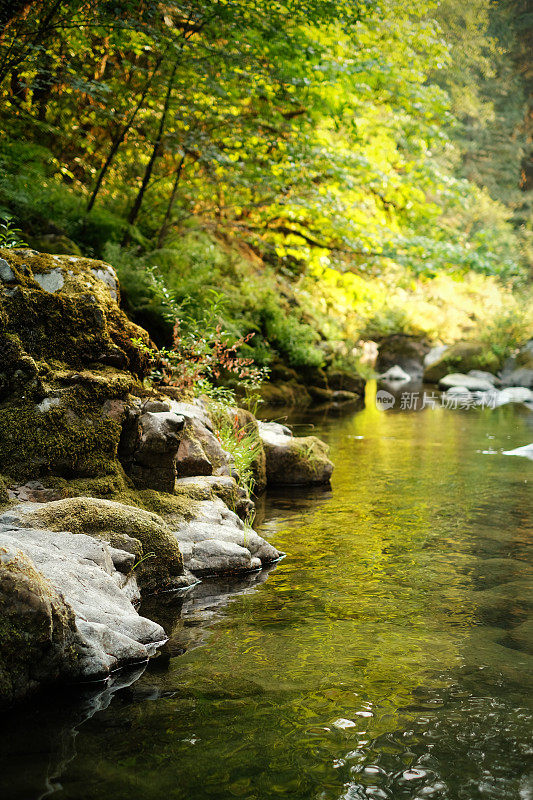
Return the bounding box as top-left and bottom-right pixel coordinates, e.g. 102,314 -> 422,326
0,218 -> 26,249
0,0 -> 530,372
261,298 -> 324,369
478,293 -> 533,361
207,402 -> 261,496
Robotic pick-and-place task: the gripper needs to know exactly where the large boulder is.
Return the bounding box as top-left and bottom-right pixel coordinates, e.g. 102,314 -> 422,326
423,342 -> 496,383
500,368 -> 533,389
376,334 -> 429,379
0,497 -> 186,593
0,525 -> 166,704
0,543 -> 79,704
0,248 -> 151,482
258,421 -> 333,486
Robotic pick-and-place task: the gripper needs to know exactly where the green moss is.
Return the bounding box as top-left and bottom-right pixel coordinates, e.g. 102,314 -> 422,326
263,434 -> 333,486
0,248 -> 150,376
0,547 -> 78,705
13,497 -> 184,592
0,399 -> 122,481
0,475 -> 8,507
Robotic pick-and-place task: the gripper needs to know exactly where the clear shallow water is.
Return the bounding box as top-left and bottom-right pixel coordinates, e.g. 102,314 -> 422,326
1,384 -> 533,800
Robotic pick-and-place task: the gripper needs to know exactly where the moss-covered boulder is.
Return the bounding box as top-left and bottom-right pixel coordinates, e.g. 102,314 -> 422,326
0,248 -> 151,482
258,421 -> 333,486
424,342 -> 498,383
376,334 -> 429,378
0,545 -> 78,705
1,497 -> 185,593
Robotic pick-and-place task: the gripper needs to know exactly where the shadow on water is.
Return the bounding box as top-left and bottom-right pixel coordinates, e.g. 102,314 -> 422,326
1,382 -> 532,799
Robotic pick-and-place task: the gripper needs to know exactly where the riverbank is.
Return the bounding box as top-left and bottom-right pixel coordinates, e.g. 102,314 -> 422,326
0,247 -> 337,705
1,390 -> 532,800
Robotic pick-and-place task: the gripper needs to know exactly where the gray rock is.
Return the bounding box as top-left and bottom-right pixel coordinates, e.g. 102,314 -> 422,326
175,436 -> 213,477
467,370 -> 499,385
0,497 -> 185,593
129,411 -> 185,491
439,373 -> 494,392
174,412 -> 234,479
0,525 -> 166,698
494,387 -> 533,407
378,365 -> 411,383
424,344 -> 448,367
500,368 -> 533,389
33,268 -> 65,293
168,399 -> 213,430
258,422 -> 333,486
142,399 -> 171,414
0,257 -> 15,282
90,265 -> 118,300
173,497 -> 280,576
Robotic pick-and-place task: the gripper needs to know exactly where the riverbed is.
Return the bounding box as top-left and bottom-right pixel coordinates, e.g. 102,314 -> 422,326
1,383 -> 532,800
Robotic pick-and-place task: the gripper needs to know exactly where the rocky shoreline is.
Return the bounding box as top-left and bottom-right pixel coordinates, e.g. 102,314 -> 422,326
0,248 -> 336,705
1,248 -> 531,707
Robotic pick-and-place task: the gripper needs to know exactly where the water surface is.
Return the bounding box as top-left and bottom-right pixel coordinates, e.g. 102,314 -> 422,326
1,384 -> 532,800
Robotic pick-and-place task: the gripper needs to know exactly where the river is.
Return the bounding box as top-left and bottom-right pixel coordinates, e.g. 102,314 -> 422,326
1,383 -> 532,800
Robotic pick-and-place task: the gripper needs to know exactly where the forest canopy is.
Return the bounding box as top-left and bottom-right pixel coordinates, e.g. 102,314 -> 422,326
0,0 -> 531,372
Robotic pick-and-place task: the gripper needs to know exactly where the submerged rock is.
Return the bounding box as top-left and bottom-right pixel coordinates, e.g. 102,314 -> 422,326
258,421 -> 333,486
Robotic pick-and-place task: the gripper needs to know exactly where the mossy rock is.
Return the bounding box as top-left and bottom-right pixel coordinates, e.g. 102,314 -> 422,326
0,475 -> 8,507
5,497 -> 185,593
0,387 -> 124,482
262,434 -> 333,486
260,379 -> 312,407
0,247 -> 150,482
326,369 -> 365,394
0,248 -> 150,378
423,342 -> 499,383
0,545 -> 78,705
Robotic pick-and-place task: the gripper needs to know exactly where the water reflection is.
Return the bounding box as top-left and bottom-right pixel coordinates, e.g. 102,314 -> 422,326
0,389 -> 532,799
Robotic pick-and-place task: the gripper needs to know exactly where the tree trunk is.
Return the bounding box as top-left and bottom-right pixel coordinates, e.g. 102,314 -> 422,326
87,55 -> 163,212
156,154 -> 186,248
122,58 -> 179,243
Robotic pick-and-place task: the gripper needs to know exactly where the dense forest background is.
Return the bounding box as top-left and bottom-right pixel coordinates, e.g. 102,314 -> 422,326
0,0 -> 531,379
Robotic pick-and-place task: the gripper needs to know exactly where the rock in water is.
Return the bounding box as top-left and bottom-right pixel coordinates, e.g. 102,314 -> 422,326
439,373 -> 494,392
378,365 -> 412,383
174,496 -> 281,575
502,443 -> 533,461
0,526 -> 166,704
258,422 -> 333,486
